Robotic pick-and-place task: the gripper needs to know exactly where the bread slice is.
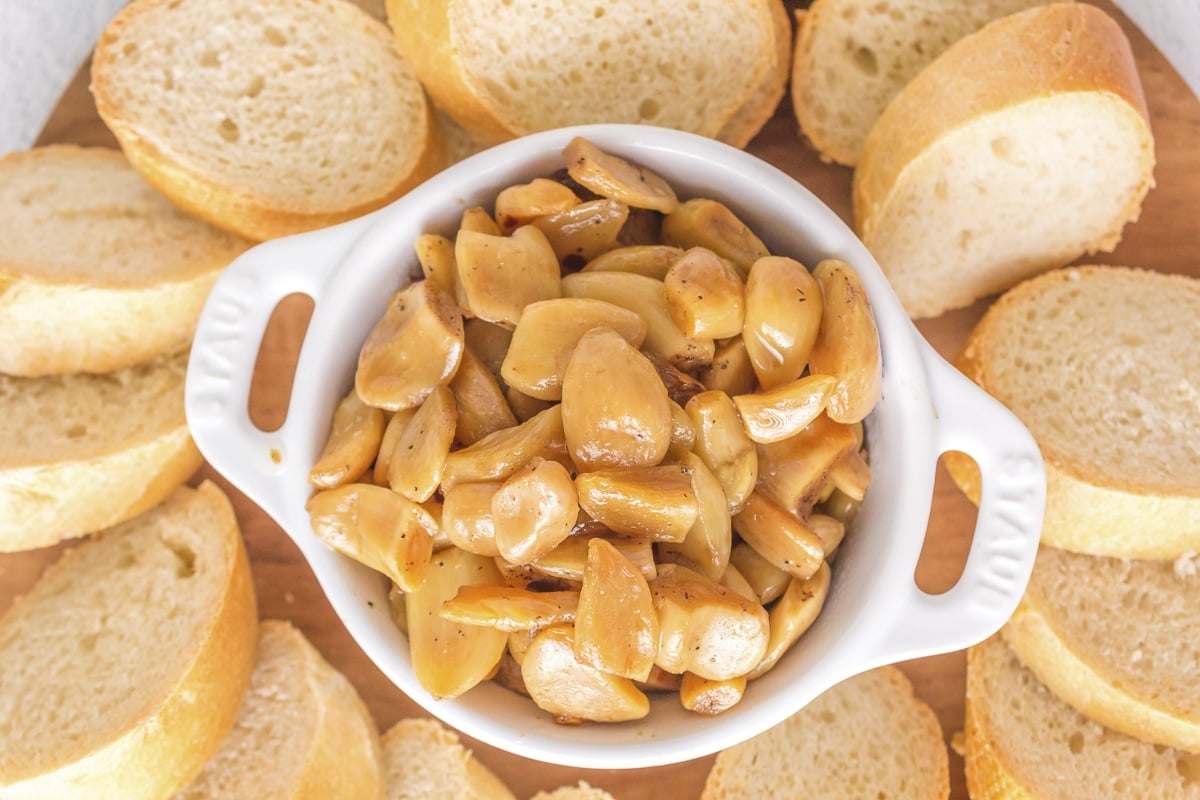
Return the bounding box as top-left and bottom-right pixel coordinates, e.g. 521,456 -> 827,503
0,482 -> 257,800
0,145 -> 251,377
853,3 -> 1155,319
0,350 -> 202,553
174,620 -> 384,800
714,0 -> 792,149
384,0 -> 782,145
701,666 -> 949,799
531,783 -> 617,800
965,636 -> 1200,799
999,545 -> 1200,753
945,266 -> 1200,559
91,0 -> 445,241
381,718 -> 516,800
791,0 -> 1047,166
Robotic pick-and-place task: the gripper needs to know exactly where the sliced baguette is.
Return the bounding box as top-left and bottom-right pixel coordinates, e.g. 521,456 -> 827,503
381,718 -> 516,800
1000,545 -> 1200,753
174,620 -> 384,800
791,0 -> 1048,166
853,3 -> 1155,319
945,266 -> 1200,558
91,0 -> 445,241
531,783 -> 617,800
0,482 -> 258,800
714,0 -> 792,149
0,145 -> 251,376
385,0 -> 782,146
965,636 -> 1200,799
701,666 -> 949,799
0,350 -> 202,553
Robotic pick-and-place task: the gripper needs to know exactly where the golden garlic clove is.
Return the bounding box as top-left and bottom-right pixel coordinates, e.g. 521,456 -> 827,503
699,336 -> 758,397
372,407 -> 414,485
717,562 -> 758,603
414,233 -> 458,298
455,225 -> 562,328
807,512 -> 847,557
506,385 -> 557,422
756,413 -> 859,517
501,298 -> 647,401
574,538 -> 660,681
728,541 -> 791,605
533,533 -> 656,582
308,386 -> 385,489
561,271 -> 714,369
638,665 -> 684,694
732,491 -> 825,580
521,624 -> 651,724
679,672 -> 746,716
663,247 -> 745,339
809,259 -> 883,424
669,401 -> 697,451
440,480 -> 503,558
355,280 -> 465,412
386,384 -> 457,502
531,199 -> 630,266
404,546 -> 508,699
561,326 -> 672,470
684,390 -> 757,514
581,244 -> 685,279
742,256 -> 824,389
818,486 -> 863,527
563,136 -> 679,214
650,563 -> 769,681
830,446 -> 871,502
449,347 -> 517,447
462,317 -> 513,379
661,198 -> 769,279
657,450 -> 732,581
644,350 -> 708,408
732,373 -> 837,444
307,483 -> 435,592
440,404 -> 564,490
575,464 -> 698,543
459,205 -> 502,236
494,178 -> 580,230
492,457 -> 579,565
748,561 -> 831,679
439,584 -> 580,632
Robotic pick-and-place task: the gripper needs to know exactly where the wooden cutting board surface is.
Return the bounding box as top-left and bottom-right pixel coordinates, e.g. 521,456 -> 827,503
2,3 -> 1197,797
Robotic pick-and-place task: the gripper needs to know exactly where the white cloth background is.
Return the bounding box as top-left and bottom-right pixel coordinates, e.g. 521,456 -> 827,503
1,0 -> 1197,157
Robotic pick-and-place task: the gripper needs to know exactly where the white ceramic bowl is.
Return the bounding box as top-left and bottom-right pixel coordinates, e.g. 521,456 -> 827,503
186,124 -> 1045,769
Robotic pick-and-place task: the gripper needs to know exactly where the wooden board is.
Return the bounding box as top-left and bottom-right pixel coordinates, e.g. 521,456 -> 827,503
2,3 -> 1197,796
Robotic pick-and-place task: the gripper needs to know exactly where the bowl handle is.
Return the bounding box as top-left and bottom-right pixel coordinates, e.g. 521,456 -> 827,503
185,218 -> 373,518
873,341 -> 1045,662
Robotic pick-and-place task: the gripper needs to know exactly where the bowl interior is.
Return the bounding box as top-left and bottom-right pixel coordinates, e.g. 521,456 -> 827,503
266,125 -> 941,768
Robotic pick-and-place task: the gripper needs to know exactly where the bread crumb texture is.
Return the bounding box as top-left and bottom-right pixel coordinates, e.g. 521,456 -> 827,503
971,266 -> 1200,496
966,637 -> 1200,799
701,666 -> 949,799
93,0 -> 428,210
448,0 -> 773,138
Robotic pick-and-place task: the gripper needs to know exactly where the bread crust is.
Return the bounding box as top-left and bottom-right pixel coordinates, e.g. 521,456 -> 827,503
91,0 -> 446,241
1002,600 -> 1200,753
962,697 -> 1037,800
0,482 -> 258,799
381,717 -> 517,800
854,3 -> 1151,236
715,0 -> 791,149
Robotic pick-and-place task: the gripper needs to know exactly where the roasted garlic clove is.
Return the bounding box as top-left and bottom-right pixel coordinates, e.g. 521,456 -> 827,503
531,199 -> 630,266
729,540 -> 791,605
521,624 -> 651,724
732,491 -> 825,581
440,480 -> 503,558
581,244 -> 685,279
699,336 -> 758,397
563,136 -> 679,214
308,386 -> 385,489
494,178 -> 580,230
742,256 -> 824,389
386,384 -> 457,502
307,483 -> 435,592
405,546 -> 508,699
657,450 -> 732,581
663,247 -> 745,339
561,271 -> 714,369
651,563 -> 769,681
808,259 -> 882,424
492,457 -> 579,565
732,373 -> 836,444
439,584 -> 580,632
462,317 -> 513,379
355,280 -> 464,412
679,672 -> 745,716
459,206 -> 502,236
574,538 -> 660,681
449,346 -> 517,447
533,533 -> 656,582
661,198 -> 769,279
756,413 -> 859,516
455,225 -> 562,328
561,326 -> 672,470
575,464 -> 698,543
440,404 -> 564,490
748,561 -> 831,679
414,233 -> 457,298
501,298 -> 647,401
685,390 -> 757,514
